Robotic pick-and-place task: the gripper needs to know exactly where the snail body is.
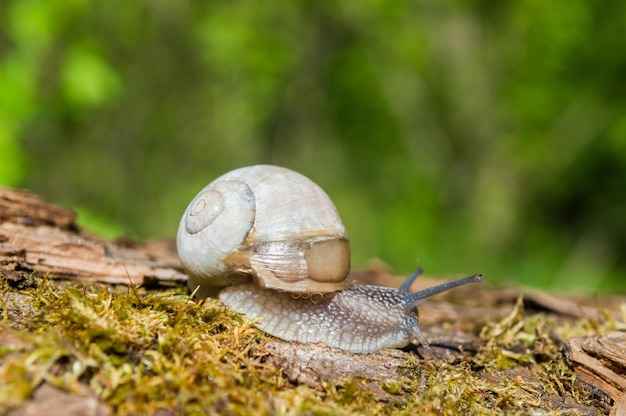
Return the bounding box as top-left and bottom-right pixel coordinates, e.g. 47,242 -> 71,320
177,165 -> 483,353
219,271 -> 482,353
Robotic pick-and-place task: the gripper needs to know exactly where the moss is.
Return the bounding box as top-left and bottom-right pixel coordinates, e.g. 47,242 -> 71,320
0,276 -> 622,415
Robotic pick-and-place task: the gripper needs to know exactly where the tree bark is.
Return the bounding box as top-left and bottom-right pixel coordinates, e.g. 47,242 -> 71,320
0,187 -> 186,287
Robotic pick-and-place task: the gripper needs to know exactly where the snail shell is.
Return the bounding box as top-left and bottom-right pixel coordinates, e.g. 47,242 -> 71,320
177,165 -> 350,297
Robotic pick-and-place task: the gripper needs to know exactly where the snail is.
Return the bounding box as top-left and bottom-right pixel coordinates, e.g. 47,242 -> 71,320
177,165 -> 483,353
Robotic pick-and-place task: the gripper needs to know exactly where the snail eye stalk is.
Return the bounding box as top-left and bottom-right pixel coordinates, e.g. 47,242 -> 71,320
403,274 -> 483,310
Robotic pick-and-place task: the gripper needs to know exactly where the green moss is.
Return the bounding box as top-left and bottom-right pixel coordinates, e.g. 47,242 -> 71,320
0,276 -> 621,414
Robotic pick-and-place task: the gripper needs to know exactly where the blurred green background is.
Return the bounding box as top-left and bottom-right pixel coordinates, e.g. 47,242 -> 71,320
1,0 -> 625,292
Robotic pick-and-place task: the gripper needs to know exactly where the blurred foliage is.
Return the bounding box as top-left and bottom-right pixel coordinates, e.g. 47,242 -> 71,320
1,0 -> 625,292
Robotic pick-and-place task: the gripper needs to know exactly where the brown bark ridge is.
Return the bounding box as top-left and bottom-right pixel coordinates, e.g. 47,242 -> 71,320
567,332 -> 626,416
0,187 -> 187,287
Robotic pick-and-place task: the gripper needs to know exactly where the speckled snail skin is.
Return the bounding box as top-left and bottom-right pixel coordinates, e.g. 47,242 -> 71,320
177,165 -> 483,353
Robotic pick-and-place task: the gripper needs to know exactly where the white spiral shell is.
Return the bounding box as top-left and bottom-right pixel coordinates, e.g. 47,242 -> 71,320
176,165 -> 350,296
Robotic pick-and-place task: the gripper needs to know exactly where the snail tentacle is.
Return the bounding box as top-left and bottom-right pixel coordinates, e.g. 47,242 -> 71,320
402,274 -> 483,310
